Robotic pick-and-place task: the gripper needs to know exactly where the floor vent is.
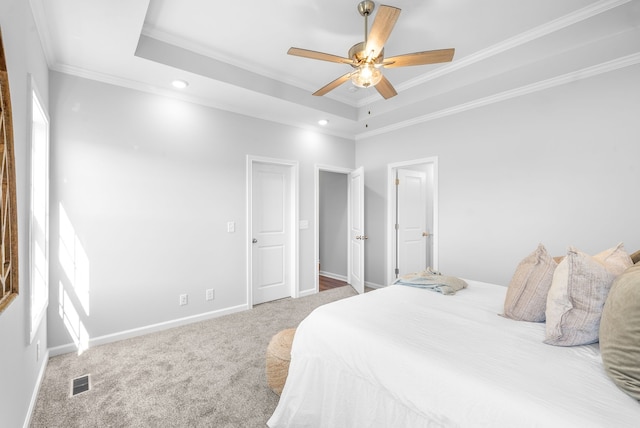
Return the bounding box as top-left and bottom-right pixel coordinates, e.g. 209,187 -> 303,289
71,374 -> 91,396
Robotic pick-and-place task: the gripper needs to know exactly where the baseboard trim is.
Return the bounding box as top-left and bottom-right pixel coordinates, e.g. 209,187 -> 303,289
49,304 -> 249,357
24,349 -> 50,428
319,271 -> 348,282
365,281 -> 385,289
298,288 -> 317,298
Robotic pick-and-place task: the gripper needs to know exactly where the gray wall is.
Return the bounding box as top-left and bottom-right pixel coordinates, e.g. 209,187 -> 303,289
0,1 -> 50,427
357,64 -> 640,287
3,7 -> 638,425
48,72 -> 355,351
319,171 -> 348,278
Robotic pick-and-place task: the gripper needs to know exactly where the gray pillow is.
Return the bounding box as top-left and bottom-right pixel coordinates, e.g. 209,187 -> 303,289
544,244 -> 631,346
600,264 -> 640,401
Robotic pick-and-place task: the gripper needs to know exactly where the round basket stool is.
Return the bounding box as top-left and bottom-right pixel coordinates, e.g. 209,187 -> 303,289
266,328 -> 296,395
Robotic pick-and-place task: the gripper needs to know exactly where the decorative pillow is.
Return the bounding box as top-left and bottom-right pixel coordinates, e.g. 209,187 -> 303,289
594,243 -> 633,275
502,244 -> 557,322
544,247 -> 620,346
630,249 -> 640,265
600,264 -> 640,401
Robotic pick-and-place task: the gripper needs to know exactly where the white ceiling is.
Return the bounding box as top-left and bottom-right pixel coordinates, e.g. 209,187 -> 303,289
31,0 -> 640,139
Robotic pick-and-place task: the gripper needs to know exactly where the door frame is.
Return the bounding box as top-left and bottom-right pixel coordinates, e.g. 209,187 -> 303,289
246,155 -> 299,306
348,166 -> 365,294
386,157 -> 439,286
312,164 -> 353,296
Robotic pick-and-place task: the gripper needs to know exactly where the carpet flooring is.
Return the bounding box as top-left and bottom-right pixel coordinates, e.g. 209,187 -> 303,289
30,286 -> 357,427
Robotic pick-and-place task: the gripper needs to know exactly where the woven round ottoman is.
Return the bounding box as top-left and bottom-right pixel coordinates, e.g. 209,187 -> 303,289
266,328 -> 296,395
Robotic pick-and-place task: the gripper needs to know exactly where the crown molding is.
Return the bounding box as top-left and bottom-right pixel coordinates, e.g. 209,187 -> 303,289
140,27 -> 359,108
29,0 -> 57,67
355,52 -> 640,140
357,0 -> 633,108
50,63 -> 355,141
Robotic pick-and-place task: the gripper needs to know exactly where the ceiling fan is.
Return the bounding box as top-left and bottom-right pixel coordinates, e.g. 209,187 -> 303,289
287,1 -> 455,99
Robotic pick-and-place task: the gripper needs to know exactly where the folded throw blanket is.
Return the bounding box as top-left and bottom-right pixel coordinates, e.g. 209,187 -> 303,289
394,269 -> 468,295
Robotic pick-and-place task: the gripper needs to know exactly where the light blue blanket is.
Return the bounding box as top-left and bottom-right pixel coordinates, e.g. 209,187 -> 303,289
394,270 -> 468,295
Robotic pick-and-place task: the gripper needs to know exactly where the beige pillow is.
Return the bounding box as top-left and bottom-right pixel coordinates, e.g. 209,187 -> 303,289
594,243 -> 634,275
600,264 -> 640,401
630,249 -> 640,265
502,244 -> 557,322
544,245 -> 629,346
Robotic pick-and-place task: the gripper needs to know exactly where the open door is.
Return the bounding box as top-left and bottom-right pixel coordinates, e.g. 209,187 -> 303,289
349,167 -> 365,294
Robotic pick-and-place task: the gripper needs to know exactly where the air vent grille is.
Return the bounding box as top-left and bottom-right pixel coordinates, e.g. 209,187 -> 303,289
71,374 -> 91,396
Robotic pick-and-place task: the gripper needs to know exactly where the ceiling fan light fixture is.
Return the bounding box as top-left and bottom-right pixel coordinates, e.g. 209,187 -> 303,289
351,63 -> 382,88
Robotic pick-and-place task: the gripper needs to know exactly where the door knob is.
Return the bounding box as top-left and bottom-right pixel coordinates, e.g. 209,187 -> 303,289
252,238 -> 258,243
422,232 -> 430,237
362,235 -> 368,240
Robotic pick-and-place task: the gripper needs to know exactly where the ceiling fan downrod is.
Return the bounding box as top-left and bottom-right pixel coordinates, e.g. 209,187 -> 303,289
358,0 -> 375,44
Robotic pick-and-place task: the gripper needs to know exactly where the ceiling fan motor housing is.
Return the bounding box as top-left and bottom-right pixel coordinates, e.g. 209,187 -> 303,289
358,0 -> 375,16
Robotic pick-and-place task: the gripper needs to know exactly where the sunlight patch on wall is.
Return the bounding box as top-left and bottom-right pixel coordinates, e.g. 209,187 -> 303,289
59,204 -> 90,314
58,281 -> 89,354
58,203 -> 91,354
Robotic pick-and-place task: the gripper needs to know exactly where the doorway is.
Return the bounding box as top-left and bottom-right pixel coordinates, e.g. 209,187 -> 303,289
247,156 -> 298,306
318,170 -> 349,291
314,165 -> 365,295
386,157 -> 438,285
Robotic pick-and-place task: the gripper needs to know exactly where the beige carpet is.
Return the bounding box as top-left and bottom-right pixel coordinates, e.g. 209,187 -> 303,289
30,286 -> 357,427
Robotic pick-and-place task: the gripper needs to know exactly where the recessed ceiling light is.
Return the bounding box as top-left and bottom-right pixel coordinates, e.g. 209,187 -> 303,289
318,119 -> 329,126
172,80 -> 189,89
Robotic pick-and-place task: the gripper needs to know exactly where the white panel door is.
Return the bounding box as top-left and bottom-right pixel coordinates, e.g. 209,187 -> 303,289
397,169 -> 427,276
349,167 -> 365,294
252,163 -> 292,304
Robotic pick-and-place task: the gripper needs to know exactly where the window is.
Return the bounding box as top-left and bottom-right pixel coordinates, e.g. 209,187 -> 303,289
29,77 -> 49,341
0,29 -> 19,314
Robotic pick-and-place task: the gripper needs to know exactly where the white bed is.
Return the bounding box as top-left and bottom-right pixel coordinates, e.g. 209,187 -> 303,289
268,280 -> 640,427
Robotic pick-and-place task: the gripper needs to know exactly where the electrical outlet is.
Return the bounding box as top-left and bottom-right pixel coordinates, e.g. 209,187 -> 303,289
206,289 -> 215,301
179,294 -> 188,306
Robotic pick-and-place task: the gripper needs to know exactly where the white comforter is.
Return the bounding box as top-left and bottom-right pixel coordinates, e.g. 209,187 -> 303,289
268,280 -> 640,427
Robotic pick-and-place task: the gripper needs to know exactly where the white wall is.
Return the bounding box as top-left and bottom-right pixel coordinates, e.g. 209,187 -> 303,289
48,72 -> 354,351
357,64 -> 640,287
319,171 -> 348,278
0,1 -> 50,427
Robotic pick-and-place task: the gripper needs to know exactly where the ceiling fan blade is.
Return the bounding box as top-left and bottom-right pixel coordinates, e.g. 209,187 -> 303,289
375,75 -> 397,99
383,48 -> 455,68
288,47 -> 353,64
313,72 -> 353,96
365,5 -> 401,61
